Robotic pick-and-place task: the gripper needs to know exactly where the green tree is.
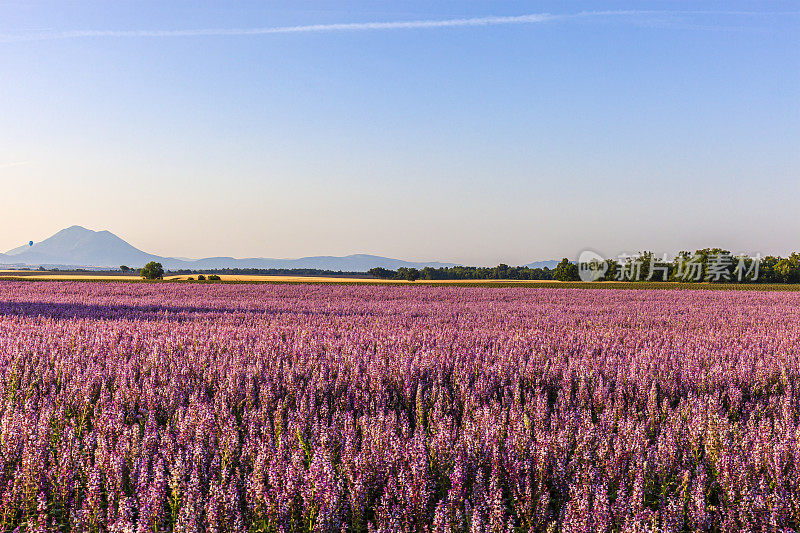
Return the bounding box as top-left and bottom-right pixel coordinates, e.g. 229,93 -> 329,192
776,253 -> 800,283
368,267 -> 395,279
553,258 -> 579,282
397,267 -> 420,282
120,265 -> 130,272
141,262 -> 164,280
421,266 -> 438,280
600,259 -> 618,281
669,251 -> 692,282
758,256 -> 781,283
638,251 -> 653,281
494,264 -> 510,279
694,248 -> 732,282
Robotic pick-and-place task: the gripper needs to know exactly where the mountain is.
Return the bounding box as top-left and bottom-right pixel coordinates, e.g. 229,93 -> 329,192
2,226 -> 455,271
525,260 -> 559,269
6,226 -> 162,268
5,244 -> 31,255
167,254 -> 454,271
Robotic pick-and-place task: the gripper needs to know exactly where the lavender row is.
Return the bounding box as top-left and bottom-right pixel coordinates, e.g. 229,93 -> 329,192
0,282 -> 799,531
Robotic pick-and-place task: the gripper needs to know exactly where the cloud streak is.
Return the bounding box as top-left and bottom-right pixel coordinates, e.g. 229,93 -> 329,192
0,10 -> 794,43
0,161 -> 31,169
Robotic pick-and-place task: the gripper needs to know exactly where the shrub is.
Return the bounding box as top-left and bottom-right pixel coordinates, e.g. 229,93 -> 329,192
208,274 -> 221,281
197,275 -> 206,281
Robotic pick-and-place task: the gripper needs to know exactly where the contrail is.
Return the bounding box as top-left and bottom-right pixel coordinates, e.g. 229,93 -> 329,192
1,13 -> 555,42
0,10 -> 794,43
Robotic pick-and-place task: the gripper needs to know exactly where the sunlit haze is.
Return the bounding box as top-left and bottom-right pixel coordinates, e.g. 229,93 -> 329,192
1,1 -> 797,265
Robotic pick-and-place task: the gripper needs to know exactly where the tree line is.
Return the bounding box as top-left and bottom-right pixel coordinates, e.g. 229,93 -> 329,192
169,268 -> 366,277
131,249 -> 800,283
369,265 -> 556,282
128,264 -> 366,280
369,249 -> 800,283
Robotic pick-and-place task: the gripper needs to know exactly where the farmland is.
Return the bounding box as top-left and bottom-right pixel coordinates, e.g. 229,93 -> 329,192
2,272 -> 800,292
0,281 -> 799,531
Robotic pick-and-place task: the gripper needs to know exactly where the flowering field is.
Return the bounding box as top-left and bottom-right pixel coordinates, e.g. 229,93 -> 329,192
1,282 -> 799,532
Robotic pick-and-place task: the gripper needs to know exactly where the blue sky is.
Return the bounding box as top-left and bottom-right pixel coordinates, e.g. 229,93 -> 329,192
1,1 -> 798,265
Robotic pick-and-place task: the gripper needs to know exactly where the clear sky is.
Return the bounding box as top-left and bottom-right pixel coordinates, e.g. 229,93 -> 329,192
1,1 -> 798,265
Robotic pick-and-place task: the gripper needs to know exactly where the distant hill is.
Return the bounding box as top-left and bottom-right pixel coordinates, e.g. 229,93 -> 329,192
168,254 -> 455,272
1,226 -> 457,272
525,260 -> 559,269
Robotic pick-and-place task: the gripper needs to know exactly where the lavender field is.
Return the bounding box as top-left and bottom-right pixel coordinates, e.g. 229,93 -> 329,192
1,282 -> 799,532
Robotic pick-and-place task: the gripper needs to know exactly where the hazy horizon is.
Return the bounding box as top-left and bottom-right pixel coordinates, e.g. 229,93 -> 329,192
1,1 -> 798,265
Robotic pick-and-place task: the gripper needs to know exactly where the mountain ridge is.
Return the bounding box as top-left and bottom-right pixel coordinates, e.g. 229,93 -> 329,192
2,226 -> 458,272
